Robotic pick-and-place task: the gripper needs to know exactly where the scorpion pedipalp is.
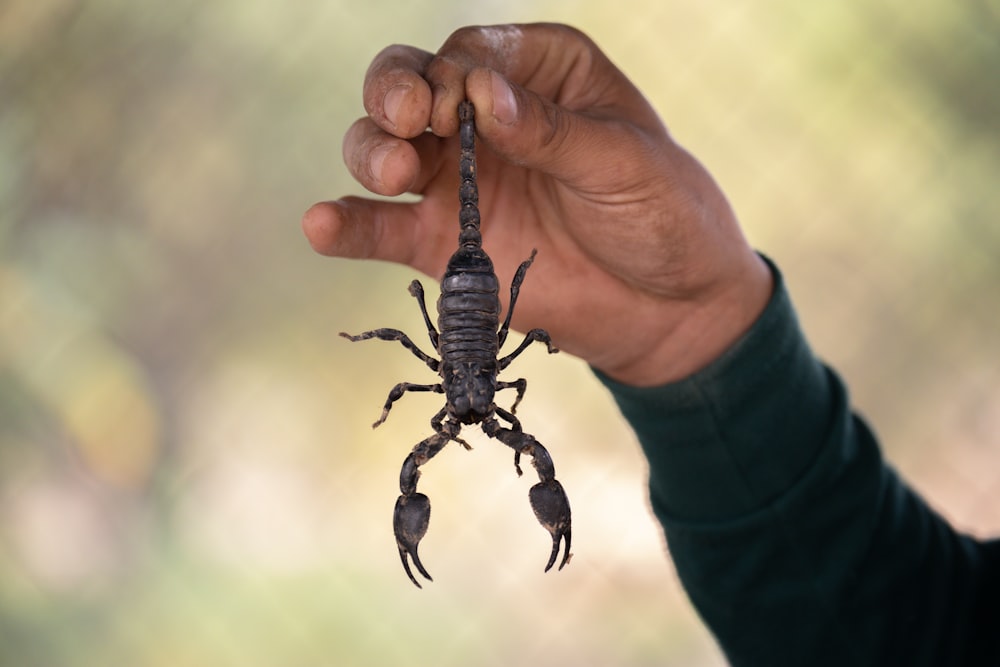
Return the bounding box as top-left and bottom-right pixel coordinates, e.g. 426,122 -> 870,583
487,421 -> 573,572
394,435 -> 451,587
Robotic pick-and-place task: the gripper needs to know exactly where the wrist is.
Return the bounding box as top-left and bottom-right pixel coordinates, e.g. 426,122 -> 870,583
595,252 -> 774,387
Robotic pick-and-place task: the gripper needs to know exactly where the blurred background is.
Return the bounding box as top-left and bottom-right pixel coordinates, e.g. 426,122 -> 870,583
1,1 -> 998,665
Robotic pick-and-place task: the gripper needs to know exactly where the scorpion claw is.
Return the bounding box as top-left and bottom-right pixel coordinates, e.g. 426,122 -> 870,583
529,480 -> 573,572
393,493 -> 433,587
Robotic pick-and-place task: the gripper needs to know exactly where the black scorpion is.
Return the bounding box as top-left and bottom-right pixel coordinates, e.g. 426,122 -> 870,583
340,100 -> 572,587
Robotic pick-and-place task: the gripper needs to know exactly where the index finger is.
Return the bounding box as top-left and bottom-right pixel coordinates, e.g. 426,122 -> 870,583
363,25 -> 575,140
422,24 -> 648,136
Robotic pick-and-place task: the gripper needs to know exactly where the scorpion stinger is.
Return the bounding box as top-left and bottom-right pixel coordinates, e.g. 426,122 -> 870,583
339,100 -> 571,586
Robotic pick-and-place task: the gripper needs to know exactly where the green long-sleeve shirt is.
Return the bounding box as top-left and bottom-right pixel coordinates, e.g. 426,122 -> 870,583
596,259 -> 998,666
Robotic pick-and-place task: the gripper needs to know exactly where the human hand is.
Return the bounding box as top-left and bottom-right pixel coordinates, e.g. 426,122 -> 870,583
302,23 -> 772,386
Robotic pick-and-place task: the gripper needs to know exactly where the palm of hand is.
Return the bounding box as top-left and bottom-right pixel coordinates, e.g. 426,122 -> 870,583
305,23 -> 770,385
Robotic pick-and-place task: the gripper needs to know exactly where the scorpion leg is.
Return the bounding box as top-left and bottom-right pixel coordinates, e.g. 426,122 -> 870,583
430,405 -> 472,450
339,328 -> 440,372
395,430 -> 454,588
498,250 -> 538,349
372,382 -> 444,428
483,418 -> 573,572
498,329 -> 558,370
408,280 -> 440,351
496,377 -> 527,415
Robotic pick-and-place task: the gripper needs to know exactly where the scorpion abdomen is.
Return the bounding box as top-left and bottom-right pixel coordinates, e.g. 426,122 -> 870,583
438,304 -> 500,359
438,247 -> 502,360
441,267 -> 497,292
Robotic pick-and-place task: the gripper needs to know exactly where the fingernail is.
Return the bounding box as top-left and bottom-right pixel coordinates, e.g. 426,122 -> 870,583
490,71 -> 517,125
370,143 -> 393,184
382,84 -> 410,128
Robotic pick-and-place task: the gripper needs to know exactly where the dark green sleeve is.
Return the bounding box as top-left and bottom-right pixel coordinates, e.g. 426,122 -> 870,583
595,258 -> 997,667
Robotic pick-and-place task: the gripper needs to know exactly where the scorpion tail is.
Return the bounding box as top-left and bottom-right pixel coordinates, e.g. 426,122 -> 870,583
457,100 -> 482,249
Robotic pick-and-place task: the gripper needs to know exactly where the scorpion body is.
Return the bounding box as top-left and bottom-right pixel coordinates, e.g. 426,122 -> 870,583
340,101 -> 572,587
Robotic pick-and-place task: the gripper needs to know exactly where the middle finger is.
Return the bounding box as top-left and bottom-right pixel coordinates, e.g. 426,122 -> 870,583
363,44 -> 436,139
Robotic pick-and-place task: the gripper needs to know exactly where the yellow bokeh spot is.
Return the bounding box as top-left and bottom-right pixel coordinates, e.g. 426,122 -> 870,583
58,338 -> 162,490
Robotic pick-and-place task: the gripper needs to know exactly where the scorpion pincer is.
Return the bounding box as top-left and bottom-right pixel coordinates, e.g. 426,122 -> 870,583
340,100 -> 573,587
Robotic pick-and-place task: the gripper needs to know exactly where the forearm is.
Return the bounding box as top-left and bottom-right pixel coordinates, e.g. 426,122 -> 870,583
595,257 -> 985,666
596,257 -> 830,522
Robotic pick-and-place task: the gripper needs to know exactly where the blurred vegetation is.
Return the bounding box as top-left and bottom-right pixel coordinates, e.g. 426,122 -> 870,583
1,1 -> 998,666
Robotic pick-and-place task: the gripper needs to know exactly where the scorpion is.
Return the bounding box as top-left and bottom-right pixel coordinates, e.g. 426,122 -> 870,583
340,100 -> 572,587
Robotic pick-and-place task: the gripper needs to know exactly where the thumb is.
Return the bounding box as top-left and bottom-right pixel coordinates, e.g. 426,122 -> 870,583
465,67 -> 658,188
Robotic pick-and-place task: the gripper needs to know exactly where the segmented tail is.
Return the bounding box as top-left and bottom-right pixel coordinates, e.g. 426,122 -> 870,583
457,101 -> 481,249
